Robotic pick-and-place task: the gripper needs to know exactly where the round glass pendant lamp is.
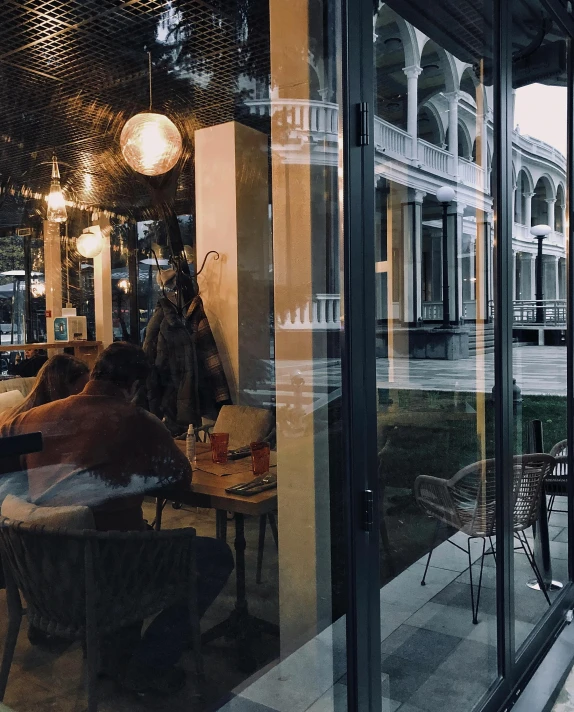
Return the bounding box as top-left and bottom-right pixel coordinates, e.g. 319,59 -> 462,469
76,226 -> 103,259
120,112 -> 182,176
46,155 -> 67,223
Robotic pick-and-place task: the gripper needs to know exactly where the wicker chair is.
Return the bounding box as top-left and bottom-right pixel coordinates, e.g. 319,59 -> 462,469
0,518 -> 202,712
414,454 -> 556,624
546,439 -> 568,518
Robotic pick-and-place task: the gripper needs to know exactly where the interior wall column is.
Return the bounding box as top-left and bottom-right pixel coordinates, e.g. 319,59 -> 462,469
93,215 -> 113,347
401,189 -> 424,323
403,65 -> 422,159
269,0 -> 332,649
43,220 -> 63,341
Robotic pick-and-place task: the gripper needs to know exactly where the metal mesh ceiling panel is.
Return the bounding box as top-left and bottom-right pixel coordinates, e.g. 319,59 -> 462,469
0,0 -> 270,218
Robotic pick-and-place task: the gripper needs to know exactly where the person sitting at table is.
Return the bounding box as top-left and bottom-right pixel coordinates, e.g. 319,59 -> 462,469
7,348 -> 48,377
0,353 -> 90,506
0,341 -> 234,695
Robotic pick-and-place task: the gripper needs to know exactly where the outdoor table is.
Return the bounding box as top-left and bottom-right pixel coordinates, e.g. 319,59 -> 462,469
154,442 -> 278,671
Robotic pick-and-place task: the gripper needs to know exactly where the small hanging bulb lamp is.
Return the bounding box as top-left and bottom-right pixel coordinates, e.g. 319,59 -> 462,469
46,155 -> 67,223
120,52 -> 183,176
76,226 -> 104,259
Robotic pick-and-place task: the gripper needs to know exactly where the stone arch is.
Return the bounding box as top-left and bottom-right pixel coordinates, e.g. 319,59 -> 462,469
373,6 -> 416,130
457,120 -> 473,160
419,38 -> 457,94
417,101 -> 444,146
531,175 -> 554,226
515,168 -> 534,224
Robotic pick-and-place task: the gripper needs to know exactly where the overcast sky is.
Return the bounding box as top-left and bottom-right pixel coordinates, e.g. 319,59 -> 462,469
514,83 -> 567,155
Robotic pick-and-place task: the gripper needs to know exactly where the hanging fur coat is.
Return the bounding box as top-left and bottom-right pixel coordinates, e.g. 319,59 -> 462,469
143,295 -> 230,432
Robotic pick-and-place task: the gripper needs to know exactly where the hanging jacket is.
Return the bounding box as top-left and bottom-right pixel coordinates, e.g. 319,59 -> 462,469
143,295 -> 230,431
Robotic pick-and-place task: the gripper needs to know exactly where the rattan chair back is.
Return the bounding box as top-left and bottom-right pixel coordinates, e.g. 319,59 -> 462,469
0,518 -> 197,638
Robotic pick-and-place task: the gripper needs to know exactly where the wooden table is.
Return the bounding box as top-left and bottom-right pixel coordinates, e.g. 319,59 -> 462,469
0,341 -> 103,369
155,443 -> 278,671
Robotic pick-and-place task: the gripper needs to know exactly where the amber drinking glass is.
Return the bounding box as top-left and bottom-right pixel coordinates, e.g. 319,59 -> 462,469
250,441 -> 270,475
210,432 -> 229,464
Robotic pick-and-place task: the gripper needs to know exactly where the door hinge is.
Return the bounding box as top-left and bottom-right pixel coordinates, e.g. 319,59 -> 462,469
362,489 -> 374,531
358,102 -> 370,146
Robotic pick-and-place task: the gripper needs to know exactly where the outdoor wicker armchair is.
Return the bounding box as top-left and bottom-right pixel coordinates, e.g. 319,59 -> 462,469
546,439 -> 568,518
414,453 -> 556,624
0,518 -> 202,712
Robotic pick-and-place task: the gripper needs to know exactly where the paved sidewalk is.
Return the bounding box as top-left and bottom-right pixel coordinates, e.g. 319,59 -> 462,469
552,665 -> 574,712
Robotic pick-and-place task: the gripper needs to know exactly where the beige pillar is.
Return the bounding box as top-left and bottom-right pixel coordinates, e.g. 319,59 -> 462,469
93,216 -> 113,346
43,220 -> 63,340
195,121 -> 272,405
270,0 -> 333,648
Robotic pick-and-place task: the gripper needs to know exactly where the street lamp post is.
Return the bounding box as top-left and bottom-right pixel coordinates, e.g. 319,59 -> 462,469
530,224 -> 551,324
437,186 -> 456,328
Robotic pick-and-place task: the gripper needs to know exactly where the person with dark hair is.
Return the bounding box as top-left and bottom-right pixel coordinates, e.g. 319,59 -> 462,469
2,353 -> 89,423
0,342 -> 234,693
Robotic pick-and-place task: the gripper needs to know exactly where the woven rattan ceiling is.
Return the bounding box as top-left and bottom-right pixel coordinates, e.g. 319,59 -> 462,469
0,0 -> 270,220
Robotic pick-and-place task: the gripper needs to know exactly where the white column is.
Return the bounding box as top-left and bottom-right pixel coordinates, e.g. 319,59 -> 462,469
447,201 -> 465,322
403,65 -> 422,159
445,91 -> 461,176
553,255 -> 560,300
524,191 -> 534,228
195,121 -> 272,406
512,250 -> 517,301
546,199 -> 556,231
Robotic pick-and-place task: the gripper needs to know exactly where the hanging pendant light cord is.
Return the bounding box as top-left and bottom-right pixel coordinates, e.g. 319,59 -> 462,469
148,51 -> 153,111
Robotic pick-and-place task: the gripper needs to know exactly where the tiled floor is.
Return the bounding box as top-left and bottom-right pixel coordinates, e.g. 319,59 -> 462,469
553,665 -> 574,712
0,499 -> 567,712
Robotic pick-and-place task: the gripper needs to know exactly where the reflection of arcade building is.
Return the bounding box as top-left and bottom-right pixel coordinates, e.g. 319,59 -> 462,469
271,6 -> 566,358
372,7 -> 566,358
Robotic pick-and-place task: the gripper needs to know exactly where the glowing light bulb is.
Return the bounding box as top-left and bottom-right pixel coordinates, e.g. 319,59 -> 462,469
120,112 -> 182,176
46,155 -> 67,223
76,226 -> 103,258
118,278 -> 130,293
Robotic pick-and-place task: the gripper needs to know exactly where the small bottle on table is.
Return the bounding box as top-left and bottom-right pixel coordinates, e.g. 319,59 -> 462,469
186,424 -> 197,470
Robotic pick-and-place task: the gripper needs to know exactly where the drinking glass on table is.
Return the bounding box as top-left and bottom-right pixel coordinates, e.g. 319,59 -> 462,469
250,441 -> 270,476
210,432 -> 229,464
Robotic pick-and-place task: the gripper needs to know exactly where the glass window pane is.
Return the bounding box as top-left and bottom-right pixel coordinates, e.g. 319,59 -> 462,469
0,2 -> 348,711
373,2 -> 498,709
511,1 -> 569,654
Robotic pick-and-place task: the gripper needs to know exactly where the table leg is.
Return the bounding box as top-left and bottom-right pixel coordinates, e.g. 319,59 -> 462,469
202,513 -> 278,671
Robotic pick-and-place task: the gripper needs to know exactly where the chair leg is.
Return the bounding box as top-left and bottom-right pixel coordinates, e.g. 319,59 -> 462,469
468,537 -> 487,625
421,520 -> 441,586
256,515 -> 266,584
518,531 -> 551,606
154,498 -> 165,531
547,495 -> 556,520
0,563 -> 22,701
488,536 -> 496,563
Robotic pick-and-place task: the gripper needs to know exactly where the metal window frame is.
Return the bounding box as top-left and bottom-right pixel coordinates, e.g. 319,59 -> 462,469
342,1 -> 574,711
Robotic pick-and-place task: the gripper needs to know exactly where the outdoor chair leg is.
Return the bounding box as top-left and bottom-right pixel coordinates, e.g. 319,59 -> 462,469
468,537 -> 487,625
488,536 -> 496,563
421,520 -> 441,586
517,531 -> 551,606
256,515 -> 266,584
0,563 -> 22,701
547,495 -> 556,520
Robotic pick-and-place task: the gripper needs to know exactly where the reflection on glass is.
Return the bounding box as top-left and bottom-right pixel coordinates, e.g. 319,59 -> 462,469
512,1 -> 569,654
374,2 -> 498,709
